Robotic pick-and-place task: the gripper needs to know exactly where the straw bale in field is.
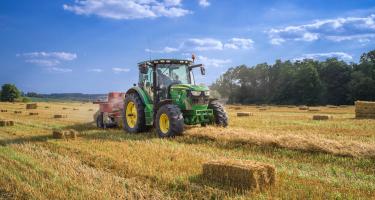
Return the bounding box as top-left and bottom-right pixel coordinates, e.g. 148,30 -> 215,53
287,106 -> 296,108
29,112 -> 39,116
327,105 -> 338,108
26,103 -> 37,109
0,120 -> 14,127
312,115 -> 330,120
62,107 -> 68,110
88,109 -> 94,111
73,108 -> 79,111
299,106 -> 309,110
44,106 -> 49,109
14,111 -> 22,114
203,159 -> 275,191
308,108 -> 320,112
259,108 -> 267,111
52,129 -> 78,139
237,112 -> 252,117
1,110 -> 7,112
355,101 -> 375,119
54,114 -> 67,119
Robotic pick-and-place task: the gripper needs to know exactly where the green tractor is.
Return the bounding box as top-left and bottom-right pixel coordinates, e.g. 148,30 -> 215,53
123,58 -> 228,137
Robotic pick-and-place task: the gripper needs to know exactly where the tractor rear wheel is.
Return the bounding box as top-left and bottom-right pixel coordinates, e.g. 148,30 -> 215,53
155,104 -> 184,138
123,93 -> 147,133
208,100 -> 228,127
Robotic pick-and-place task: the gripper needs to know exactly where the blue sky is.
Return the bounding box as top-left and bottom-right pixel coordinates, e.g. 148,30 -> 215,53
0,0 -> 375,93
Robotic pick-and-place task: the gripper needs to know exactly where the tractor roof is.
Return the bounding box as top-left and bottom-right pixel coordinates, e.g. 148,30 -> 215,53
138,59 -> 193,66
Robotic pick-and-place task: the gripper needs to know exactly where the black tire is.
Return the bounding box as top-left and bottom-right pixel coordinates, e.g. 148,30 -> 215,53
155,104 -> 184,138
96,112 -> 104,128
208,100 -> 228,127
123,93 -> 147,133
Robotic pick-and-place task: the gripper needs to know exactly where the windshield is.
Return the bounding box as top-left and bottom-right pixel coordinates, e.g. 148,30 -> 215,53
157,64 -> 195,87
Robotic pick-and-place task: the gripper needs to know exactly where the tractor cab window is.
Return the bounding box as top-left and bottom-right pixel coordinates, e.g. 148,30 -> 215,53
157,64 -> 192,88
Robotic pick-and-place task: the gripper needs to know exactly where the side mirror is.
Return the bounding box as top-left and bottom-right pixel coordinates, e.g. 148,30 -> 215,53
200,66 -> 206,75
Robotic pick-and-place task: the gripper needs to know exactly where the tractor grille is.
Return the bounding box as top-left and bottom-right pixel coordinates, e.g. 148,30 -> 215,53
191,96 -> 209,105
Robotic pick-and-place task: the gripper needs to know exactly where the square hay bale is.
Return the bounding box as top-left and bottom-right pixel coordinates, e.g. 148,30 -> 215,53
355,101 -> 375,119
54,114 -> 67,119
1,110 -> 7,112
14,111 -> 22,114
203,159 -> 276,191
29,112 -> 39,116
26,103 -> 37,109
88,109 -> 94,111
0,120 -> 14,127
62,107 -> 68,110
312,115 -> 330,120
73,108 -> 79,111
52,129 -> 78,139
259,108 -> 268,111
287,106 -> 296,108
44,106 -> 49,109
299,106 -> 309,110
237,112 -> 252,117
327,105 -> 338,108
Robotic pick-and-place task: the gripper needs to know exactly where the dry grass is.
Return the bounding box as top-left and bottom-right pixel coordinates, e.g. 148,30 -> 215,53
0,102 -> 375,199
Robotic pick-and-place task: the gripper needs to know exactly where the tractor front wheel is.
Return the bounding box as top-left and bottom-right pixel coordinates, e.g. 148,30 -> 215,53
123,93 -> 147,133
208,100 -> 228,127
155,104 -> 184,138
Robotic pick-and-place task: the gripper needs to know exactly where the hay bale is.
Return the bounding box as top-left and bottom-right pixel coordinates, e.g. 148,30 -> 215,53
0,120 -> 14,127
327,105 -> 338,108
299,106 -> 309,110
54,114 -> 67,119
355,101 -> 375,119
29,112 -> 39,116
237,112 -> 252,117
73,108 -> 79,111
44,106 -> 49,109
259,108 -> 267,111
287,106 -> 296,108
312,115 -> 330,120
14,111 -> 22,114
26,103 -> 37,109
203,159 -> 276,191
0,110 -> 7,112
88,109 -> 94,111
52,129 -> 78,139
62,107 -> 68,110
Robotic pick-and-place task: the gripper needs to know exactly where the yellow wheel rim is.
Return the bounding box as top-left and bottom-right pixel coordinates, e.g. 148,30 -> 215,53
126,101 -> 137,128
159,113 -> 170,134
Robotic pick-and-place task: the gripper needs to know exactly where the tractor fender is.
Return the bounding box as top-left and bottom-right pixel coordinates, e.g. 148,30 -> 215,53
125,87 -> 152,105
156,99 -> 173,110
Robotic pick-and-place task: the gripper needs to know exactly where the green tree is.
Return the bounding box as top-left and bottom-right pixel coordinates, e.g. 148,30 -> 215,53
0,84 -> 21,102
318,58 -> 352,105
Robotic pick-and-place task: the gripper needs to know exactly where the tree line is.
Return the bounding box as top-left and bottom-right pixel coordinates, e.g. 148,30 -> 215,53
211,50 -> 375,105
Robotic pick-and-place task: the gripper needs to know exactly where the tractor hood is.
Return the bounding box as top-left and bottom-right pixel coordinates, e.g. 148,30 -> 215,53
170,84 -> 209,91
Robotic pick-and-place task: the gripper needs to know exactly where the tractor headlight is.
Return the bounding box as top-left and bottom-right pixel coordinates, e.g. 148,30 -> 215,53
204,91 -> 210,96
191,91 -> 201,96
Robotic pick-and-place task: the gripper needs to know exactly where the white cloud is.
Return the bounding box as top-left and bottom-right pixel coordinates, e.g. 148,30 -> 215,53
196,56 -> 231,67
88,68 -> 103,72
268,14 -> 375,45
198,0 -> 210,7
112,67 -> 130,73
63,0 -> 191,20
182,38 -> 224,51
293,52 -> 353,62
224,38 -> 254,49
145,46 -> 179,53
48,67 -> 73,73
18,51 -> 77,67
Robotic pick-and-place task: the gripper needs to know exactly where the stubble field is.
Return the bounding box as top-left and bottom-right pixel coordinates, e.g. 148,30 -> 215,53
0,102 -> 375,199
